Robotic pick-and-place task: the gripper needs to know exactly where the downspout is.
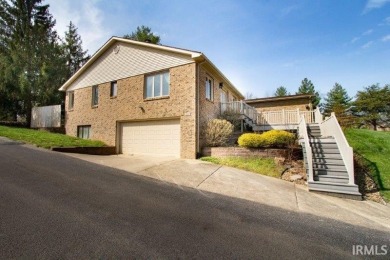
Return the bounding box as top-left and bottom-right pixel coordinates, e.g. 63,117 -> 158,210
197,60 -> 206,155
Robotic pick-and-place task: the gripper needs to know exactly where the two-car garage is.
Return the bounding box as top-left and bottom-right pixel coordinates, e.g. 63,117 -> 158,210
119,119 -> 181,158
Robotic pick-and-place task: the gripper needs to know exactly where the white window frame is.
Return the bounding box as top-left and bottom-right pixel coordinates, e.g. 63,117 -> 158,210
68,91 -> 74,110
206,75 -> 214,101
92,85 -> 99,106
110,81 -> 117,97
77,125 -> 91,139
145,71 -> 170,98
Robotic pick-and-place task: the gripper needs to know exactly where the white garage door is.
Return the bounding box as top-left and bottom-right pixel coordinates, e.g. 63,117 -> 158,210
120,119 -> 181,157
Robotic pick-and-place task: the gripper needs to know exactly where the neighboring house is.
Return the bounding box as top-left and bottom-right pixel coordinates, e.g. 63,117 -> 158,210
59,37 -> 244,159
245,94 -> 314,112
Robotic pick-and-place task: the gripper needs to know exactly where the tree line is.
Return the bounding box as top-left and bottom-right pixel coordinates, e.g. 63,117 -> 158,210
0,0 -> 160,126
274,79 -> 390,130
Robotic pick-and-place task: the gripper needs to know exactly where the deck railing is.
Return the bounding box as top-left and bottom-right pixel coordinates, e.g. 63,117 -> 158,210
220,101 -> 318,126
298,114 -> 313,182
320,112 -> 354,185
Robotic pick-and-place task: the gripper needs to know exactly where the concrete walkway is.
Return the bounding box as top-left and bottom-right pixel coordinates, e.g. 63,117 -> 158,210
64,153 -> 390,232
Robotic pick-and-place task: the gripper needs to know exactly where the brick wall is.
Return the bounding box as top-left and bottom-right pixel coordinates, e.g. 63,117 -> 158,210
198,64 -> 240,149
65,63 -> 197,159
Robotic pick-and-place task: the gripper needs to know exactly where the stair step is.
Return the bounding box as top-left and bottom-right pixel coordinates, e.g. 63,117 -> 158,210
312,158 -> 344,164
310,143 -> 338,149
312,154 -> 343,159
314,175 -> 349,184
311,168 -> 349,177
308,181 -> 361,196
311,148 -> 340,154
310,163 -> 347,170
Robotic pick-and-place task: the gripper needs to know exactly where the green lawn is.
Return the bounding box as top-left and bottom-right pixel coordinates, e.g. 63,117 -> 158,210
0,125 -> 106,149
345,128 -> 390,201
200,156 -> 284,178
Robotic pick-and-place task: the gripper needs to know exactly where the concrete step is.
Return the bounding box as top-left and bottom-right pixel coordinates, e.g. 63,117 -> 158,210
314,175 -> 349,184
308,181 -> 361,197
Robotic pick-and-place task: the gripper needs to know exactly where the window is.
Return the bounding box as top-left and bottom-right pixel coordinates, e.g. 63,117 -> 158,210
110,81 -> 117,97
77,125 -> 91,139
92,85 -> 99,106
145,71 -> 170,98
206,76 -> 213,101
68,91 -> 74,110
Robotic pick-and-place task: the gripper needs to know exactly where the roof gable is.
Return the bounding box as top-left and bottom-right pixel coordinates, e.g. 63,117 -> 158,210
62,37 -> 201,91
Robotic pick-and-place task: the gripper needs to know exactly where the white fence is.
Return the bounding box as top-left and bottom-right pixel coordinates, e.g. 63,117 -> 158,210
31,105 -> 61,128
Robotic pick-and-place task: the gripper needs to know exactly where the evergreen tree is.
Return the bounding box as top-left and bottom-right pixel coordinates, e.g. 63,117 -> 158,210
323,83 -> 351,116
352,84 -> 390,130
0,0 -> 67,125
296,78 -> 321,108
124,25 -> 160,44
62,21 -> 90,77
274,86 -> 289,97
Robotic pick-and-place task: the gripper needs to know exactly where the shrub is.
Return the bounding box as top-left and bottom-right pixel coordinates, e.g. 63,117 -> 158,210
261,130 -> 295,147
218,110 -> 242,130
237,133 -> 266,148
204,119 -> 234,147
238,130 -> 295,148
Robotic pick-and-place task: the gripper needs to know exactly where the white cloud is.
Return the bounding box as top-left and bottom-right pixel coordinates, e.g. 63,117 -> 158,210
362,29 -> 373,35
361,41 -> 373,49
382,35 -> 390,41
364,0 -> 390,12
47,0 -> 110,54
351,37 -> 360,43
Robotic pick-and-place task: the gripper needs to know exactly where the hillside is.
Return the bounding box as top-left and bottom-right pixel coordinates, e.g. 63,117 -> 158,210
345,128 -> 390,201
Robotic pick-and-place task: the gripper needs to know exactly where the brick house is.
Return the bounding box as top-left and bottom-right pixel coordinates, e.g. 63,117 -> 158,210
59,37 -> 244,159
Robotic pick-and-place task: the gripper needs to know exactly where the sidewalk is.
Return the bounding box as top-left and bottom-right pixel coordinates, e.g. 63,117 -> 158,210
64,153 -> 390,232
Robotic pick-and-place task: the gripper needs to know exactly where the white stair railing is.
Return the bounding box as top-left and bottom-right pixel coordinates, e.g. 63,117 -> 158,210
298,115 -> 314,182
320,112 -> 354,185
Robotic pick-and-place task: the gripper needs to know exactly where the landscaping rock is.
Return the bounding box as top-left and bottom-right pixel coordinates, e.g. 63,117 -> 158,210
290,174 -> 303,181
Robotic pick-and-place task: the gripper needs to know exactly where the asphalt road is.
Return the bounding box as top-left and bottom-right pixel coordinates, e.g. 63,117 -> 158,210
0,138 -> 389,259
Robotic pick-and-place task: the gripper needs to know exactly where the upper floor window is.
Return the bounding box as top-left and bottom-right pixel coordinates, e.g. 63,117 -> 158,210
110,81 -> 117,97
206,76 -> 213,101
68,91 -> 74,110
92,85 -> 99,106
145,71 -> 170,98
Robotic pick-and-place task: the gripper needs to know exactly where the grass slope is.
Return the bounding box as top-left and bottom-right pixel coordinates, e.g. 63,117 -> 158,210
0,125 -> 106,149
201,156 -> 284,178
345,128 -> 390,201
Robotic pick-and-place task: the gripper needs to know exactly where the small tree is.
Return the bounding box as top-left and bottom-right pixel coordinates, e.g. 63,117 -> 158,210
352,84 -> 390,130
204,119 -> 234,147
123,25 -> 160,44
274,86 -> 289,97
323,83 -> 351,116
296,78 -> 321,108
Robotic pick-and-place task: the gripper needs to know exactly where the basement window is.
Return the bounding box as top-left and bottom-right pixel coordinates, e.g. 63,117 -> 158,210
77,125 -> 91,139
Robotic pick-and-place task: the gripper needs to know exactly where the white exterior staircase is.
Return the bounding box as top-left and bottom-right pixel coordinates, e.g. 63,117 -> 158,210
221,101 -> 361,198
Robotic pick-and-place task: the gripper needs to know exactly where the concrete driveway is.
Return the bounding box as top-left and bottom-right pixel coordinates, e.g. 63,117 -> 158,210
64,152 -> 390,232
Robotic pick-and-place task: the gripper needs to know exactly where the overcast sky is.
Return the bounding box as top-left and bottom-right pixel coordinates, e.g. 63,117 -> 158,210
46,0 -> 390,99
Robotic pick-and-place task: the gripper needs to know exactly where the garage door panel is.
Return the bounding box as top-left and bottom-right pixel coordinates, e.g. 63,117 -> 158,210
121,119 -> 180,157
